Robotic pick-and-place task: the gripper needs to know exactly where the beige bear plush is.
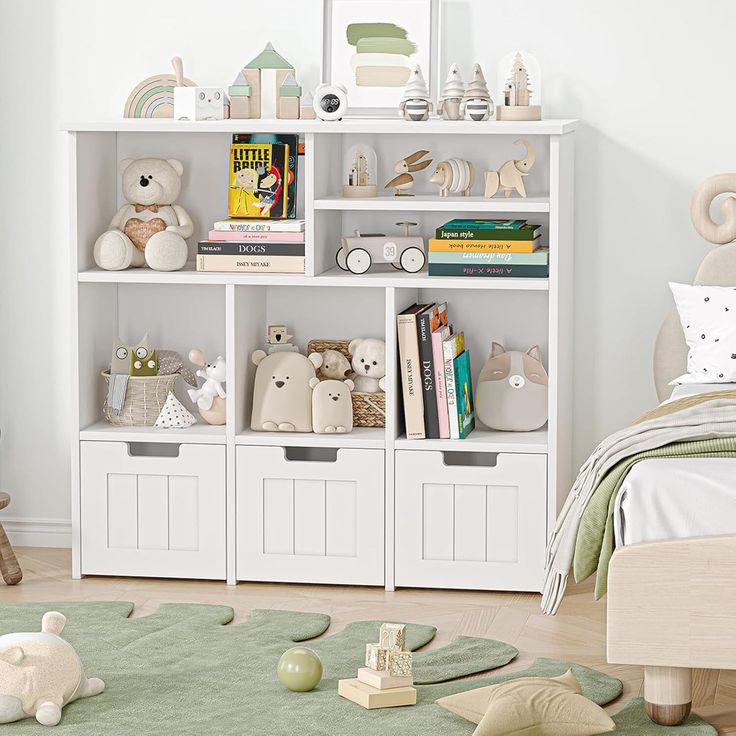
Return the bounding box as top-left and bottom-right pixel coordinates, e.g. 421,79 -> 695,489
318,349 -> 352,381
0,612 -> 104,727
251,350 -> 322,431
348,338 -> 386,393
310,378 -> 354,433
94,157 -> 193,272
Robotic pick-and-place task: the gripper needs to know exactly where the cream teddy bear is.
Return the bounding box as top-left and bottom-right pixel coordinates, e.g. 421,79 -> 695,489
310,378 -> 354,433
0,612 -> 104,727
349,338 -> 386,393
94,157 -> 193,272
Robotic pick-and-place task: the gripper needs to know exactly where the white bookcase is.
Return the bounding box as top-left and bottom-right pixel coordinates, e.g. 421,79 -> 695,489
66,117 -> 576,590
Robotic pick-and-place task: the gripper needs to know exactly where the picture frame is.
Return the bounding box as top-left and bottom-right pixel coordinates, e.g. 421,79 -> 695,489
320,0 -> 440,117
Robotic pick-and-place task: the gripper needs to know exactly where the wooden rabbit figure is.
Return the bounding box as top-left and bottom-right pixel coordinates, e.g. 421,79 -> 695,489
384,150 -> 433,196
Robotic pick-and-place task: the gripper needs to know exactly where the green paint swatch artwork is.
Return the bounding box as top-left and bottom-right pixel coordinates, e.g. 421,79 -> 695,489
346,22 -> 409,46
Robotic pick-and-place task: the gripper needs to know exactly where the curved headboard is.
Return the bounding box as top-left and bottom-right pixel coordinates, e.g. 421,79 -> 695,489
654,175 -> 736,401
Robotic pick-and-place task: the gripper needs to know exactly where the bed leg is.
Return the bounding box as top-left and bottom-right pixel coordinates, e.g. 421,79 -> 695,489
644,666 -> 692,726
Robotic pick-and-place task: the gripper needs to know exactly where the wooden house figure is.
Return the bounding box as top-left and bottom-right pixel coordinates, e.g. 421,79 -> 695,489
241,42 -> 300,119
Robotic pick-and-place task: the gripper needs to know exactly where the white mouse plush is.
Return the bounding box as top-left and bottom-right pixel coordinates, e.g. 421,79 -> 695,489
0,612 -> 105,727
348,338 -> 386,393
94,157 -> 193,272
187,355 -> 227,411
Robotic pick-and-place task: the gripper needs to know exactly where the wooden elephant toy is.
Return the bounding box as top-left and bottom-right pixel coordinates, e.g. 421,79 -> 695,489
484,140 -> 535,198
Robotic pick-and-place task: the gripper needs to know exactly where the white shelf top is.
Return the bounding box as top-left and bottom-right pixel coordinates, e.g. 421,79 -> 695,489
395,425 -> 548,454
236,427 -> 385,449
62,118 -> 578,136
80,421 -> 226,444
78,265 -> 549,291
314,195 -> 550,213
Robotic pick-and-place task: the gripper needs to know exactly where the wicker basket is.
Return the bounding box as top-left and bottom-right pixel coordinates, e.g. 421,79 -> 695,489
101,371 -> 179,427
308,339 -> 385,428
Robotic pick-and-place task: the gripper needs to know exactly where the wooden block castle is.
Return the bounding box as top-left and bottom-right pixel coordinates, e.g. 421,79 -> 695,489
229,42 -> 303,120
338,623 -> 416,709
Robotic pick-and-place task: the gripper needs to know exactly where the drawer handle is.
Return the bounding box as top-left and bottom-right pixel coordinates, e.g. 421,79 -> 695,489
127,442 -> 181,458
284,447 -> 338,463
442,451 -> 498,468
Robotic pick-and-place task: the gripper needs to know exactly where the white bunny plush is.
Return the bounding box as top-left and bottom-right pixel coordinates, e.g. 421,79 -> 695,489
0,612 -> 104,727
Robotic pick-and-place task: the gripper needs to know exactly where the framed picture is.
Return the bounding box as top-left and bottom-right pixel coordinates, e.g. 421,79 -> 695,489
321,0 -> 440,117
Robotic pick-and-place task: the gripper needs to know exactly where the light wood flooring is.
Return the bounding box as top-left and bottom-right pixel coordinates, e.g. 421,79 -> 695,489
6,547 -> 736,733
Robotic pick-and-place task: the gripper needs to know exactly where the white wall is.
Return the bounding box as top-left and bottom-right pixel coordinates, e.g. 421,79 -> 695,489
0,0 -> 732,541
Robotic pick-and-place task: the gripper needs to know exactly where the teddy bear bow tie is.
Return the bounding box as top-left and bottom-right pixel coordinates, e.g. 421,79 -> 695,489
133,204 -> 160,213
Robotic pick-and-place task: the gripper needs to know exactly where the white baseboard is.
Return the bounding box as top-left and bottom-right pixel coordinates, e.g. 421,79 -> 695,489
2,517 -> 72,548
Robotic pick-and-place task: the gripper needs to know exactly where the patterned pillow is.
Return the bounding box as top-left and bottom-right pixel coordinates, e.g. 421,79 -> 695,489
670,282 -> 736,384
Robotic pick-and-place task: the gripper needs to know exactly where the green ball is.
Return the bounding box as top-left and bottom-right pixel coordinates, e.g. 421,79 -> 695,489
277,647 -> 323,692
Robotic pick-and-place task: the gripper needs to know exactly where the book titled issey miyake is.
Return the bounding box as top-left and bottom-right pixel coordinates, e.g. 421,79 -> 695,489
397,304 -> 431,440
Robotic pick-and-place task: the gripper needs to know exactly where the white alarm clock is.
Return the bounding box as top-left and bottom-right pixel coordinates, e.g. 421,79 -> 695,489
313,84 -> 347,121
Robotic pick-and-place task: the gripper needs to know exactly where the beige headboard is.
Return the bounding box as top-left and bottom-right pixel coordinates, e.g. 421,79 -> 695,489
654,174 -> 736,401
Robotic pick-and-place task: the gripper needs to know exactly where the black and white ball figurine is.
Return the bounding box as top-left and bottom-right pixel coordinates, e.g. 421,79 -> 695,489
313,84 -> 348,121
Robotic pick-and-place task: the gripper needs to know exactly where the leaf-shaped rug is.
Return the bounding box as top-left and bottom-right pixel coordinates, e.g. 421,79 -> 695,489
0,603 -> 713,735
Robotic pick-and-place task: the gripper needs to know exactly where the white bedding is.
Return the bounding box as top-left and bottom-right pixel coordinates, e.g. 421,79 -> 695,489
614,384 -> 736,547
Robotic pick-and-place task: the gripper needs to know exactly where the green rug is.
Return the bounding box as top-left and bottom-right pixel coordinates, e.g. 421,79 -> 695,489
0,603 -> 715,735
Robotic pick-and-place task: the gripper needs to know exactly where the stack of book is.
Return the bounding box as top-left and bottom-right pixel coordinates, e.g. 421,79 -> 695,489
196,219 -> 305,273
397,302 -> 475,440
428,218 -> 548,278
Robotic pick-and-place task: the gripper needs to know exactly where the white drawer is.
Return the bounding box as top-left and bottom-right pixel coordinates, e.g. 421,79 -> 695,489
395,450 -> 547,591
80,441 -> 226,579
237,446 -> 384,585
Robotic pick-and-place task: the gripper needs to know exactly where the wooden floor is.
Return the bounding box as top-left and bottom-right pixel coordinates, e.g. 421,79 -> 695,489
6,547 -> 736,733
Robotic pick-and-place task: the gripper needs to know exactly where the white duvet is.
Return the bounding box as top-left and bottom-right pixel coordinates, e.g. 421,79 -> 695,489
614,384 -> 736,547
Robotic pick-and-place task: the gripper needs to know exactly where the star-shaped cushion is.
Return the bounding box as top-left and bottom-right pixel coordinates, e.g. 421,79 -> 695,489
436,669 -> 615,736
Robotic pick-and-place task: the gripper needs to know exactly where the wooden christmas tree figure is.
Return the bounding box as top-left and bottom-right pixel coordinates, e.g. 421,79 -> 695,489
438,64 -> 465,120
461,63 -> 493,121
399,65 -> 432,122
497,51 -> 542,121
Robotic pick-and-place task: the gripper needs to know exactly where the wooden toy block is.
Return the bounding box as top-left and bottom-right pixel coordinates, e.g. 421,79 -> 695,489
338,679 -> 417,709
387,650 -> 413,677
357,667 -> 412,690
379,623 -> 406,651
278,96 -> 300,120
365,643 -> 387,671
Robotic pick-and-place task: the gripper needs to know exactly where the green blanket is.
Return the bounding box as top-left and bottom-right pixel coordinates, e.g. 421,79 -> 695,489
573,437 -> 736,599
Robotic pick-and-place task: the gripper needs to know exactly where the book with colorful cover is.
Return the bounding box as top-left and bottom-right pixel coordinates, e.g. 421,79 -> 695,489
416,303 -> 448,439
429,237 -> 542,253
198,241 -> 305,257
228,142 -> 289,219
436,220 -> 541,241
232,134 -> 299,219
428,264 -> 549,278
397,303 -> 431,440
453,350 -> 475,439
442,332 -> 465,439
208,230 -> 304,242
432,322 -> 453,439
213,218 -> 305,232
196,254 -> 304,273
429,249 -> 549,264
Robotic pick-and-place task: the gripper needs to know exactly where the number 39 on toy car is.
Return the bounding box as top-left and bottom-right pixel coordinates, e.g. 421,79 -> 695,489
336,222 -> 426,275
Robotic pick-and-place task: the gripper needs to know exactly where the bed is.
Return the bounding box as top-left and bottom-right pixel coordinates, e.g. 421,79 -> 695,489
607,187 -> 736,726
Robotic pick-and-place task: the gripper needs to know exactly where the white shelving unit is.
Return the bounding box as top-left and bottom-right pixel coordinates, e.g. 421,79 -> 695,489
66,117 -> 576,591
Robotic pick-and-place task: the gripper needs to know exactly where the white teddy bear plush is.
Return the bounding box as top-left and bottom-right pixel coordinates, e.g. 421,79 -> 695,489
349,338 -> 386,393
0,611 -> 104,727
187,356 -> 227,411
94,157 -> 193,272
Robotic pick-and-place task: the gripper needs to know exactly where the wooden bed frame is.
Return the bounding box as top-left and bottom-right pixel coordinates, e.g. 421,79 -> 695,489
607,176 -> 736,726
608,535 -> 736,725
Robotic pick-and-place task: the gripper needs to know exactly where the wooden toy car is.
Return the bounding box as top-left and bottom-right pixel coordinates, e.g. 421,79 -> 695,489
336,222 -> 426,275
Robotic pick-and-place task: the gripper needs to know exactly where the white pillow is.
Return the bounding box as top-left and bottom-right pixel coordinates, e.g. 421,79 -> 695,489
670,282 -> 736,385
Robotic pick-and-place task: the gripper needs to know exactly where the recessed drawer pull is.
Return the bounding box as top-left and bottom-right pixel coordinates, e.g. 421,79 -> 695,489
442,451 -> 498,468
284,447 -> 339,463
127,442 -> 181,458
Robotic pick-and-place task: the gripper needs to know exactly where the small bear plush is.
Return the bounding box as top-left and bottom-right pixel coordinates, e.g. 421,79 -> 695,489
318,349 -> 352,381
310,378 -> 354,433
348,338 -> 386,393
251,351 -> 322,431
94,157 -> 193,272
